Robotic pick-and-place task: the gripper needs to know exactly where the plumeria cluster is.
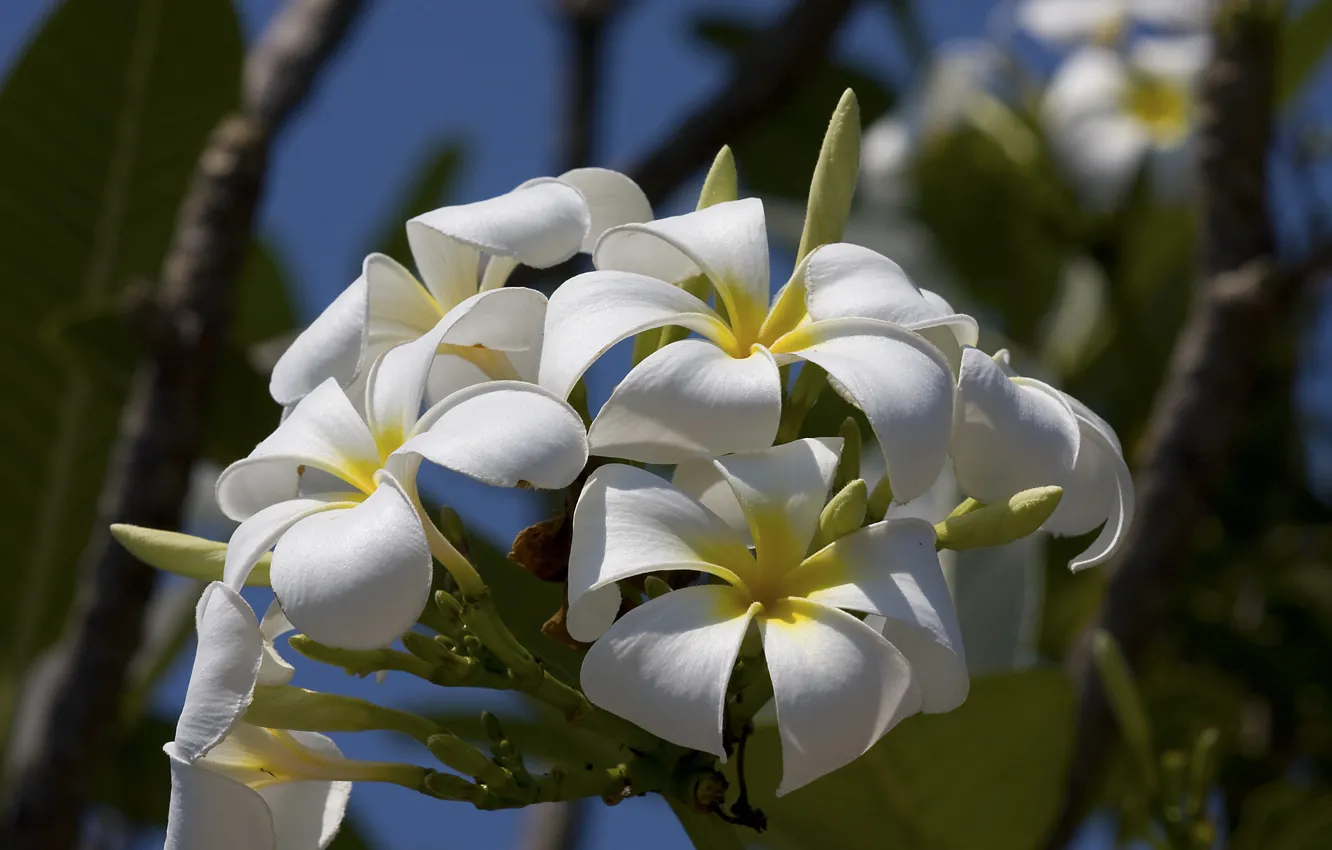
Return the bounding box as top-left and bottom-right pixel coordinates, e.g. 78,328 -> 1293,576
134,93 -> 1135,848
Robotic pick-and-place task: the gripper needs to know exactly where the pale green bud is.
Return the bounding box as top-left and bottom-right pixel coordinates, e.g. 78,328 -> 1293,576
796,88 -> 861,262
933,486 -> 1063,551
867,475 -> 894,523
811,478 -> 868,553
110,523 -> 269,586
644,575 -> 671,600
697,145 -> 739,210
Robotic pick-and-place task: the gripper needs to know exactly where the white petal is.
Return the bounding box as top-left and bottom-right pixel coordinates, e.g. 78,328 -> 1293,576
588,340 -> 781,464
775,318 -> 955,502
951,348 -> 1081,503
712,438 -> 842,568
165,745 -> 276,850
408,181 -> 589,308
791,519 -> 969,712
1048,417 -> 1135,571
761,598 -> 922,795
580,585 -> 758,756
538,269 -> 736,398
671,458 -> 752,545
269,279 -> 368,408
217,380 -> 381,520
803,243 -> 978,347
258,600 -> 296,687
223,497 -> 350,591
258,732 -> 351,850
362,253 -> 442,346
399,382 -> 588,490
1130,34 -> 1210,81
1127,0 -> 1213,30
567,464 -> 754,642
174,584 -> 262,763
593,198 -> 771,342
557,167 -> 654,252
859,117 -> 913,205
1015,0 -> 1125,44
269,477 -> 430,650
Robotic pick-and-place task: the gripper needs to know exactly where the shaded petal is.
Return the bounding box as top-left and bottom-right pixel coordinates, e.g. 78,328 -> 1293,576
672,458 -> 752,545
399,382 -> 588,490
217,380 -> 381,520
1015,0 -> 1124,44
789,519 -> 968,712
174,584 -> 263,763
593,198 -> 771,342
761,598 -> 922,795
581,585 -> 758,756
712,438 -> 842,569
558,167 -> 654,252
258,732 -> 351,850
270,477 -> 430,650
408,181 -> 589,308
539,270 -> 736,398
1130,34 -> 1210,81
258,600 -> 296,687
1048,417 -> 1135,571
1127,0 -> 1213,30
223,497 -> 351,592
567,464 -> 754,642
803,243 -> 978,347
362,253 -> 442,347
951,348 -> 1081,503
588,340 -> 781,463
269,279 -> 368,408
165,746 -> 275,850
774,318 -> 955,502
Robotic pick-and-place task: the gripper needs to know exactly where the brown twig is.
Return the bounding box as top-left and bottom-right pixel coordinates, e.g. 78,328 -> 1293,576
0,1 -> 365,846
1041,3 -> 1311,846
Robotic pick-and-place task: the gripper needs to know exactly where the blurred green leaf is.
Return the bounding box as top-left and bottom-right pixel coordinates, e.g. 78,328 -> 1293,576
746,670 -> 1074,850
1278,0 -> 1332,107
0,0 -> 242,743
1233,783 -> 1332,850
93,715 -> 174,824
232,240 -> 297,350
668,798 -> 746,850
369,140 -> 465,267
691,17 -> 893,200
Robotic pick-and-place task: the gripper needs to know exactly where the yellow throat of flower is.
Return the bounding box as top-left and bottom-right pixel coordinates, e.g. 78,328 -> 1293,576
1123,73 -> 1190,145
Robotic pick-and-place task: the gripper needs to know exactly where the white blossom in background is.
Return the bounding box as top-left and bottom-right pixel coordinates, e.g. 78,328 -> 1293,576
218,311 -> 588,650
1014,0 -> 1213,47
165,583 -> 351,850
566,439 -> 967,795
951,347 -> 1135,570
541,200 -> 974,502
270,169 -> 651,410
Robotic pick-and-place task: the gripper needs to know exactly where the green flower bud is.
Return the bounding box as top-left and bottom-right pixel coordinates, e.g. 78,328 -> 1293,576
933,486 -> 1063,550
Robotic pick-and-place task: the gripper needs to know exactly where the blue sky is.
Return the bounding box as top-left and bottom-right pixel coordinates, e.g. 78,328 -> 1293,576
4,0 -> 1326,848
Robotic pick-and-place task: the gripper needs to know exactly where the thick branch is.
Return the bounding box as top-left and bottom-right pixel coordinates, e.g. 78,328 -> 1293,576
1043,4 -> 1290,847
0,1 -> 365,847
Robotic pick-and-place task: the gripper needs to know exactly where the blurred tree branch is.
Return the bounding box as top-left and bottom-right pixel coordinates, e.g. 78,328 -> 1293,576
1042,2 -> 1332,846
0,1 -> 366,847
557,0 -> 620,172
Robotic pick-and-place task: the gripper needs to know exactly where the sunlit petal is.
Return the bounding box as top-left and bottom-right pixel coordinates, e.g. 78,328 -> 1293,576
174,583 -> 262,763
269,278 -> 368,408
223,497 -> 351,592
557,167 -> 653,252
1015,0 -> 1125,44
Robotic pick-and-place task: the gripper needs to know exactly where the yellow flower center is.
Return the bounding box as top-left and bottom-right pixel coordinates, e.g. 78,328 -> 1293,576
1122,74 -> 1190,145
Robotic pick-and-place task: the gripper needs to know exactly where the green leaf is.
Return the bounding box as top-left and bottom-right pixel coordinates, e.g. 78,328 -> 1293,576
369,140 -> 465,266
0,0 -> 243,740
1232,783 -> 1332,850
109,524 -> 271,586
1278,0 -> 1332,107
232,240 -> 297,350
92,715 -> 175,824
745,670 -> 1074,850
691,17 -> 892,201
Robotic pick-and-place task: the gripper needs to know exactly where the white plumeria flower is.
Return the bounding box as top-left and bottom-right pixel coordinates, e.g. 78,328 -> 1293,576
566,439 -> 968,795
1042,35 -> 1209,209
540,200 -> 974,502
1015,0 -> 1213,47
270,169 -> 652,409
951,347 -> 1135,570
165,583 -> 353,850
218,311 -> 589,650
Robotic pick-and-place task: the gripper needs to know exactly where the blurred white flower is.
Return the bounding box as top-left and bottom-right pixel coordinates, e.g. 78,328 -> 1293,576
566,439 -> 967,795
270,169 -> 651,410
540,200 -> 972,501
1042,35 -> 1209,209
218,313 -> 588,650
1016,0 -> 1213,47
951,347 -> 1135,570
165,583 -> 351,850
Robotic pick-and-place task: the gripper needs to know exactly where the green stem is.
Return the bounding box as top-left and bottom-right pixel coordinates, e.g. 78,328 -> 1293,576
246,683 -> 441,745
288,634 -> 436,681
776,365 -> 826,443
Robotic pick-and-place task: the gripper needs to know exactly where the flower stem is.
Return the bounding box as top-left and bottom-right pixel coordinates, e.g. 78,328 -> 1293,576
246,683 -> 442,744
776,364 -> 826,443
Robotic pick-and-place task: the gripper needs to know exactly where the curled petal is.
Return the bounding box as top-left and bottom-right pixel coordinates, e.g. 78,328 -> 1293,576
165,746 -> 276,850
216,380 -> 381,520
761,598 -> 922,795
399,382 -> 588,490
951,348 -> 1081,504
408,181 -> 589,308
269,279 -> 368,408
593,198 -> 771,342
223,497 -> 351,592
258,600 -> 296,687
538,270 -> 735,398
567,464 -> 753,642
712,439 -> 842,569
587,340 -> 782,464
581,585 -> 759,757
1048,418 -> 1135,571
789,519 -> 968,712
270,477 -> 430,650
557,167 -> 653,252
774,318 -> 955,502
174,584 -> 263,763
